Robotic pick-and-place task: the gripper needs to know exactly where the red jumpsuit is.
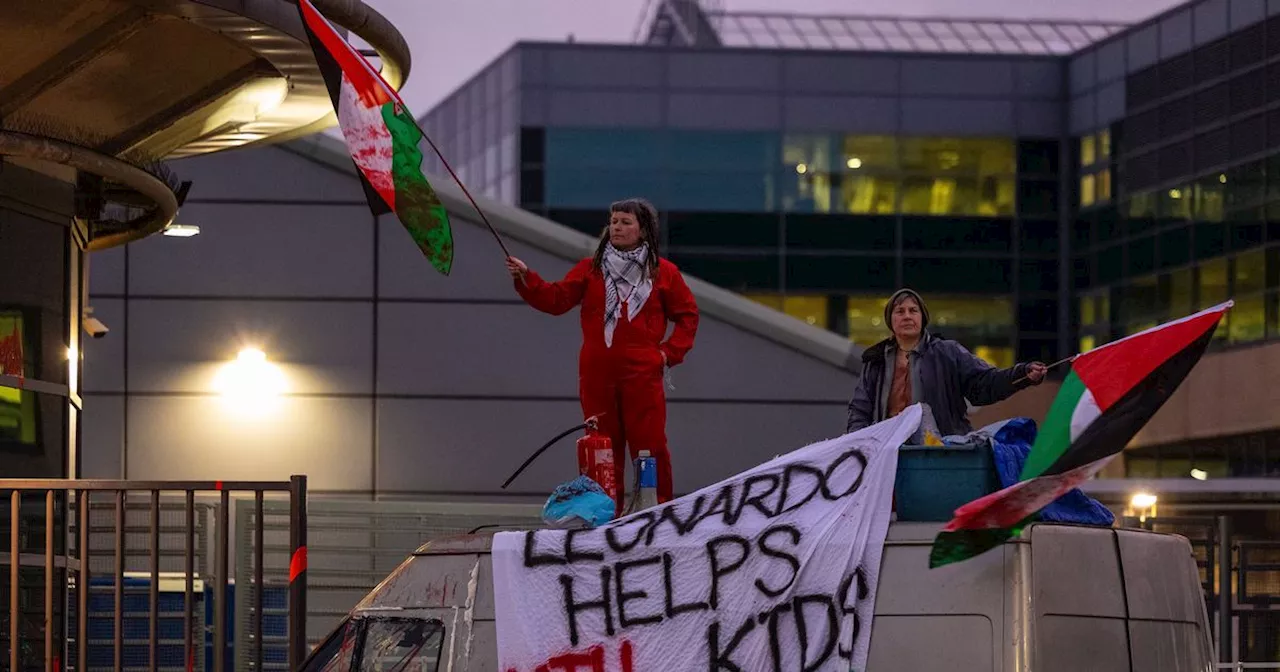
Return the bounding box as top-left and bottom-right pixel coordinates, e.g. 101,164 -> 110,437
515,257 -> 699,508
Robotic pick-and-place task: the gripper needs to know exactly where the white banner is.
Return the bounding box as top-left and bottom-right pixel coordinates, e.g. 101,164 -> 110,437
492,406 -> 921,672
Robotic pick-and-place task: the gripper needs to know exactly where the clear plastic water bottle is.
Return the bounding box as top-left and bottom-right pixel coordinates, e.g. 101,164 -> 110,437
635,450 -> 659,511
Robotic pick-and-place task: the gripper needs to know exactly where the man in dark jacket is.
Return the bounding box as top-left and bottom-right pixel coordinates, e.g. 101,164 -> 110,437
846,289 -> 1047,437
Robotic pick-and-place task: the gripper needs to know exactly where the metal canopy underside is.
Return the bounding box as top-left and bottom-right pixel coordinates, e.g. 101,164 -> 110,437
0,0 -> 408,162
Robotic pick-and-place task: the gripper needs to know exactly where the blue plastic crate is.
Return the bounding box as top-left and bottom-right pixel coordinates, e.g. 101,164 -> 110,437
894,442 -> 1000,522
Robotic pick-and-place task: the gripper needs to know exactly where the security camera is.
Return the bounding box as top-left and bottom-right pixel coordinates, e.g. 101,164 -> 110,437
83,309 -> 109,339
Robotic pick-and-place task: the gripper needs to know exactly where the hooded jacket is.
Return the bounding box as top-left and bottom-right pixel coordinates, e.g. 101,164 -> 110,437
845,331 -> 1034,437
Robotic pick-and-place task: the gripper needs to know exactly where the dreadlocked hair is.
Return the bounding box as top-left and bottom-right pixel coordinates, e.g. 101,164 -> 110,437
592,197 -> 662,279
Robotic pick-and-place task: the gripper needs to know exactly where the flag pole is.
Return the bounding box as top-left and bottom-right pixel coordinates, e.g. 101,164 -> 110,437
1012,354 -> 1075,386
418,133 -> 514,259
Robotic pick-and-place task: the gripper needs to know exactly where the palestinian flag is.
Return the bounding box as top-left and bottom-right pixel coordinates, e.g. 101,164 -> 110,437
297,0 -> 454,275
929,301 -> 1232,569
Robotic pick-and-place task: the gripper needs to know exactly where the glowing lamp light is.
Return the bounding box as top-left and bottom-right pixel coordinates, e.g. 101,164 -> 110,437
214,348 -> 287,414
846,157 -> 863,169
1190,469 -> 1209,481
164,224 -> 201,238
1130,493 -> 1157,509
795,163 -> 808,175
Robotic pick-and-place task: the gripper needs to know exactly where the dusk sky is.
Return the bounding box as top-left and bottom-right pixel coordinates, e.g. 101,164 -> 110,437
359,0 -> 1184,116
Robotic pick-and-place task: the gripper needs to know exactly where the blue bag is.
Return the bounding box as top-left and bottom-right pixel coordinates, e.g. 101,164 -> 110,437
542,475 -> 616,528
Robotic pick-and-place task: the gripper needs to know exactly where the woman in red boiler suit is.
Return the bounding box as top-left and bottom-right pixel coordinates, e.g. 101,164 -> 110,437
505,198 -> 699,507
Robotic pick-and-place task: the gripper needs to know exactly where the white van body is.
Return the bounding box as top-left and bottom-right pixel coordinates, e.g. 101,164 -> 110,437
301,521 -> 1215,671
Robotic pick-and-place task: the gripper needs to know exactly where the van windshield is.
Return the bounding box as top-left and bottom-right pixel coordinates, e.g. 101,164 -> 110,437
303,617 -> 445,672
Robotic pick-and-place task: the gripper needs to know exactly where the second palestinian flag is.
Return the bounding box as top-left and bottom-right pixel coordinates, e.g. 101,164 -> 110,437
929,301 -> 1232,568
298,0 -> 454,275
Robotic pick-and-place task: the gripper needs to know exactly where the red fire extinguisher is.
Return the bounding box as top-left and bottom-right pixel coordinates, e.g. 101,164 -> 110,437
576,417 -> 618,511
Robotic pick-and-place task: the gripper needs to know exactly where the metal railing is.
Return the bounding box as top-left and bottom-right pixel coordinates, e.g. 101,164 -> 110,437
0,476 -> 307,672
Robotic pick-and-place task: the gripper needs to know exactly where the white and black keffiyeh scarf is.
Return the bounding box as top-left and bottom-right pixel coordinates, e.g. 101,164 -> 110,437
602,242 -> 653,347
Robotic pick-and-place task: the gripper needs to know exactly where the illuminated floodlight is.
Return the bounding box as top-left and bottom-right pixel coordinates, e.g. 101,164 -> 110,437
214,347 -> 287,415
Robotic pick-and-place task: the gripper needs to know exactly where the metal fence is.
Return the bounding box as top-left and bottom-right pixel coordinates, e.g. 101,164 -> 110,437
0,477 -> 307,672
1129,514 -> 1280,665
233,498 -> 541,656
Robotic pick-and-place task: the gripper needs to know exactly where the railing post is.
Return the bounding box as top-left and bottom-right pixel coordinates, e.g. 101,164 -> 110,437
289,475 -> 308,670
1218,514 -> 1232,665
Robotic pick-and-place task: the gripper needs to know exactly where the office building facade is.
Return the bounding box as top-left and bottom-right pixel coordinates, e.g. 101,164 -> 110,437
422,0 -> 1280,479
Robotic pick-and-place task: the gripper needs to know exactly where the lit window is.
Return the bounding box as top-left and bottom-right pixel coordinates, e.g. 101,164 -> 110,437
972,346 -> 1014,368
1081,135 -> 1096,167
1098,169 -> 1112,202
1169,268 -> 1194,317
1079,335 -> 1097,353
782,296 -> 828,328
1234,248 -> 1266,295
1080,175 -> 1096,207
841,136 -> 898,171
1098,129 -> 1111,159
1229,295 -> 1265,343
744,294 -> 784,311
839,175 -> 898,214
847,296 -> 891,346
1080,296 -> 1096,325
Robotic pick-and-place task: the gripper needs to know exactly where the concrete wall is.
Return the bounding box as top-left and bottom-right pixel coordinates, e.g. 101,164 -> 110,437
80,136 -> 861,497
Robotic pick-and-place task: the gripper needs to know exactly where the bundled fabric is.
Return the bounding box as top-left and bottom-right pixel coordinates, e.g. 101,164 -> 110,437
541,475 -> 616,529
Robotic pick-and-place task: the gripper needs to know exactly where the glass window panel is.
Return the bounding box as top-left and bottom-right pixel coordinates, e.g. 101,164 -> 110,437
787,255 -> 895,292
1235,248 -> 1266,295
1081,134 -> 1097,167
902,217 -> 1012,253
1194,221 -> 1227,259
1016,140 -> 1059,175
783,134 -> 838,174
1230,294 -> 1265,343
926,296 -> 1014,355
782,295 -> 828,328
782,171 -> 833,213
974,346 -> 1015,368
1128,191 -> 1157,218
839,175 -> 898,214
1098,168 -> 1112,201
903,257 -> 1011,293
1169,267 -> 1194,317
785,214 -> 895,251
544,169 -> 666,209
673,130 -> 779,171
1079,335 -> 1097,353
1081,175 -> 1096,207
361,620 -> 444,672
670,252 -> 780,291
847,295 -> 893,347
1020,219 -> 1059,255
544,128 -> 665,169
1099,128 -> 1111,159
667,211 -> 779,248
1017,179 -> 1059,216
1199,258 -> 1229,342
1129,235 -> 1156,276
900,176 -> 1013,216
1159,226 -> 1192,269
1019,259 -> 1057,292
1161,186 -> 1194,220
1098,245 -> 1123,284
744,293 -> 783,311
668,171 -> 775,212
1121,274 -> 1161,333
1080,296 -> 1096,326
842,136 -> 898,171
1225,160 -> 1266,209
900,138 -> 1015,175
